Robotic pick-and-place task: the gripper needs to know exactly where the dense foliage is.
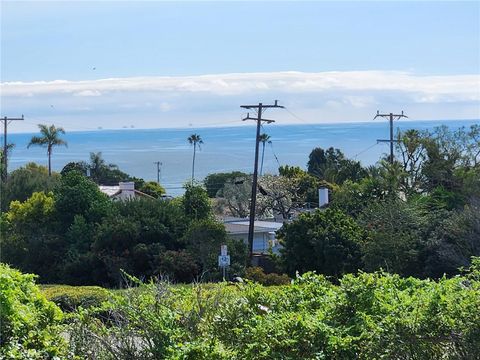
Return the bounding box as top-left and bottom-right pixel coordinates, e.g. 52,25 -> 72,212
203,171 -> 248,197
1,173 -> 246,286
63,259 -> 480,359
278,208 -> 364,277
0,264 -> 66,359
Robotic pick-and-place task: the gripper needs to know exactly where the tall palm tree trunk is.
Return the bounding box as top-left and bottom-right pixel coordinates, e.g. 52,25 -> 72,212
48,147 -> 52,176
260,142 -> 266,176
192,143 -> 196,182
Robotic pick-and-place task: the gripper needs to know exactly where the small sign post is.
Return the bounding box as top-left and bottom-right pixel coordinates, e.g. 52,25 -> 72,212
218,245 -> 230,281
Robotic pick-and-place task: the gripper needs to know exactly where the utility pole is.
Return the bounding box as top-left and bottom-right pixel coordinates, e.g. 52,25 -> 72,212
154,161 -> 162,184
240,100 -> 283,262
374,111 -> 408,163
1,115 -> 24,181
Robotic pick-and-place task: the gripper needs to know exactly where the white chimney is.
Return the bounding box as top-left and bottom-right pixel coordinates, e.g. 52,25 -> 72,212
119,181 -> 135,199
319,188 -> 329,207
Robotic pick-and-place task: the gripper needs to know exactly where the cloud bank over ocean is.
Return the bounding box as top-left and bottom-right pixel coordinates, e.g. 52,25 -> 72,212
2,71 -> 479,132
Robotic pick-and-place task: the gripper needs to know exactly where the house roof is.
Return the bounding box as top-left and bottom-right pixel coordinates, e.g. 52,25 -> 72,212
99,185 -> 121,197
98,185 -> 155,199
224,221 -> 283,235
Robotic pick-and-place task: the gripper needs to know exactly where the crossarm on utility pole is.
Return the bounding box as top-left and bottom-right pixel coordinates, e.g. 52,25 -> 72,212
373,111 -> 407,164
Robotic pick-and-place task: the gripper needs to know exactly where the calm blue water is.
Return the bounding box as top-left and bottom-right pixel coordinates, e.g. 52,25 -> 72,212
6,120 -> 479,195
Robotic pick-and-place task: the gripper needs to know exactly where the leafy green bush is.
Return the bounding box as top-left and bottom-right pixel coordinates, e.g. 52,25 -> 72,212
0,264 -> 67,359
245,267 -> 290,286
65,260 -> 480,359
41,284 -> 110,312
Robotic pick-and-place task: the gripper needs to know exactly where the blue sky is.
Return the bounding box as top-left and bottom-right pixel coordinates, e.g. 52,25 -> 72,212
1,1 -> 479,132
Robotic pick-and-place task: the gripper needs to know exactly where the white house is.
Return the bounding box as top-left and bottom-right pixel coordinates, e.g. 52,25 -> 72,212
223,218 -> 284,254
99,181 -> 154,200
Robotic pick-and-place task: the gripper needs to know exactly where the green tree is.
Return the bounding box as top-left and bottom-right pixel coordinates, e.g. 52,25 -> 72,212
27,124 -> 67,176
184,219 -> 228,275
279,165 -> 324,206
259,133 -> 271,176
423,204 -> 480,278
88,152 -> 130,185
203,171 -> 248,197
278,208 -> 364,277
358,198 -> 424,276
138,181 -> 166,198
60,161 -> 89,176
0,142 -> 15,180
2,192 -> 64,281
307,146 -> 367,184
188,134 -> 203,182
92,198 -> 187,285
54,171 -> 111,227
182,183 -> 212,221
396,129 -> 428,194
1,162 -> 60,211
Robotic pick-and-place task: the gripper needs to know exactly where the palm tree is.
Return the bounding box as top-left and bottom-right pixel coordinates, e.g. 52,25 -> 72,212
27,124 -> 67,176
259,133 -> 271,176
188,134 -> 203,182
89,152 -> 106,181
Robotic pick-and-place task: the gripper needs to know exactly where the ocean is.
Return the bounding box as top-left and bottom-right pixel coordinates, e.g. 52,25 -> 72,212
7,119 -> 479,195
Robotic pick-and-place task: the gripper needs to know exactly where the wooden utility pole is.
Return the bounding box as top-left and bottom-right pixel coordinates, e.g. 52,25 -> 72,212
154,161 -> 162,184
1,115 -> 24,180
374,111 -> 408,163
240,100 -> 283,262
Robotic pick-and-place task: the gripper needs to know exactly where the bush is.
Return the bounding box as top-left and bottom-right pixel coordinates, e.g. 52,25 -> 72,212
41,284 -> 110,312
0,264 -> 67,359
65,261 -> 480,359
245,267 -> 290,286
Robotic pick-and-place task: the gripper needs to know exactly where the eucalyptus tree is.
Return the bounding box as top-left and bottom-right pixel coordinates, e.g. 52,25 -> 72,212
27,124 -> 67,176
188,134 -> 203,182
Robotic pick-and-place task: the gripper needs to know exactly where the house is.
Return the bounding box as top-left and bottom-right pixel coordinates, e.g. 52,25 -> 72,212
99,181 -> 154,200
223,218 -> 284,255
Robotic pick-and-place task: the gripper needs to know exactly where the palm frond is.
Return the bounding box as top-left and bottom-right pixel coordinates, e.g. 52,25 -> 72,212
27,136 -> 48,148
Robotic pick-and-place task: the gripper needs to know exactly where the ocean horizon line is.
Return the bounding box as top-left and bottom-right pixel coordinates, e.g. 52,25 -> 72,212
8,117 -> 479,135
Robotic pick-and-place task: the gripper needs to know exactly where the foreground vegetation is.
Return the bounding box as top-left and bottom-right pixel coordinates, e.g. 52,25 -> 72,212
2,262 -> 480,359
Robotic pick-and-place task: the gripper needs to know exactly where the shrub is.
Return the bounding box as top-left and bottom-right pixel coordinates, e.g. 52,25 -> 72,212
41,284 -> 110,312
66,262 -> 480,359
0,264 -> 67,359
244,267 -> 290,286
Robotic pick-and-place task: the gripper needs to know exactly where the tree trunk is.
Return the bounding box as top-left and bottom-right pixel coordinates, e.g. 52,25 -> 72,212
260,142 -> 266,176
192,143 -> 196,182
48,147 -> 52,176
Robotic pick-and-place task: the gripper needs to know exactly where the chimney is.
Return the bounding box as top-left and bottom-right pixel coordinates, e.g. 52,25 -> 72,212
319,188 -> 329,208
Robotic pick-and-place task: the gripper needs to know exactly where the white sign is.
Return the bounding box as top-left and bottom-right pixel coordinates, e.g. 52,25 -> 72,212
220,244 -> 228,256
218,255 -> 230,267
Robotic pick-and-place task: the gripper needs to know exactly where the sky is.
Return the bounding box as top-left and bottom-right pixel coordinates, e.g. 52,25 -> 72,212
1,0 -> 479,133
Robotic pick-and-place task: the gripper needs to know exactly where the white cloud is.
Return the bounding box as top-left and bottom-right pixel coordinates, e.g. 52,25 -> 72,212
2,71 -> 479,101
73,90 -> 102,97
1,71 -> 478,132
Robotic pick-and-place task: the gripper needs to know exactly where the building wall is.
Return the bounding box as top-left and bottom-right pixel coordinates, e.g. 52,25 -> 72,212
230,232 -> 280,254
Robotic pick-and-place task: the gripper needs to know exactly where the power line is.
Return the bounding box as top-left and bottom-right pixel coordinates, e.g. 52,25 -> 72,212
374,110 -> 408,164
353,142 -> 378,159
1,115 -> 24,180
269,140 -> 281,168
283,107 -> 312,126
240,100 -> 284,262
